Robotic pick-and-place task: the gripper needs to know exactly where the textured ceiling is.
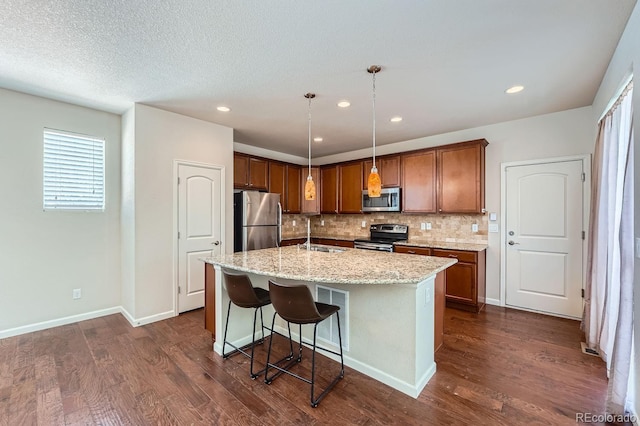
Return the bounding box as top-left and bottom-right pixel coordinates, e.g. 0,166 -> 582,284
0,1 -> 636,157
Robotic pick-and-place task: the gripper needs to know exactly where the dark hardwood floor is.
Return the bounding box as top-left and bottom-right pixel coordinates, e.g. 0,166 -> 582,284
0,305 -> 611,425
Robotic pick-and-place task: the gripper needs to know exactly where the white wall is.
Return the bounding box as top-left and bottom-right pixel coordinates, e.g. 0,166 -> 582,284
0,88 -> 121,334
122,104 -> 234,322
591,2 -> 639,416
314,106 -> 596,303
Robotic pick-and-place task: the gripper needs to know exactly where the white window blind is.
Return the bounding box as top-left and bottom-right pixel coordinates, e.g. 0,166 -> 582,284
43,129 -> 105,211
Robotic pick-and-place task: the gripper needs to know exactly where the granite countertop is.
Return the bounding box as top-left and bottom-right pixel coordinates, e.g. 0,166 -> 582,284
395,239 -> 488,252
202,245 -> 456,285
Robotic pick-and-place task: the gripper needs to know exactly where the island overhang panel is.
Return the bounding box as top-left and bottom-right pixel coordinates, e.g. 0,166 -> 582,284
202,245 -> 456,398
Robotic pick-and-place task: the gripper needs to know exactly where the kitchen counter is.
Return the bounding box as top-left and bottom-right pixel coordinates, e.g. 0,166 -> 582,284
395,239 -> 488,252
202,245 -> 455,285
202,245 -> 457,398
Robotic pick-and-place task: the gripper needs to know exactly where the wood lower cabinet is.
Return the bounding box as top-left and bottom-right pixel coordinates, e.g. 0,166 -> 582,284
437,140 -> 487,213
311,238 -> 354,248
204,263 -> 216,341
432,248 -> 486,313
280,238 -> 306,247
321,166 -> 338,214
393,245 -> 431,256
401,150 -> 437,213
234,153 -> 268,190
363,155 -> 400,188
338,161 -> 363,213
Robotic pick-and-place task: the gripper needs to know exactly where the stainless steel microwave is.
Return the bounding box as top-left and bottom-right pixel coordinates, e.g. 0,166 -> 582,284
362,187 -> 401,212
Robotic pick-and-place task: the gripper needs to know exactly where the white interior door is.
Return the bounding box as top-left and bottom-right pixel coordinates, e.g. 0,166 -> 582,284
505,159 -> 584,318
178,164 -> 222,313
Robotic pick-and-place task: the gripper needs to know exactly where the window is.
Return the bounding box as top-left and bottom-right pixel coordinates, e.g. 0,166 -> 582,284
43,129 -> 105,211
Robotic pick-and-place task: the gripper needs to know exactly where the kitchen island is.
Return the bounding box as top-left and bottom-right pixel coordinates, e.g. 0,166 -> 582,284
202,245 -> 456,398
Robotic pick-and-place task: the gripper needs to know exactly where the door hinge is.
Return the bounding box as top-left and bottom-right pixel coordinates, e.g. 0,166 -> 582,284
582,231 -> 585,240
178,231 -> 181,239
178,177 -> 181,185
581,289 -> 585,298
178,286 -> 181,294
581,172 -> 585,182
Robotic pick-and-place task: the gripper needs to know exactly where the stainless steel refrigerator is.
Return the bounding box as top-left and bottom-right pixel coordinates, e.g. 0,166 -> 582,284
234,191 -> 281,252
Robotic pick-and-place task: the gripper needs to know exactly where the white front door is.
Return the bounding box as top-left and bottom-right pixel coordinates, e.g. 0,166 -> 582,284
178,164 -> 223,313
504,159 -> 585,318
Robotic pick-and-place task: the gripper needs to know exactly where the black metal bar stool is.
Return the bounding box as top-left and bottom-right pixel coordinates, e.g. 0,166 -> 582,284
221,269 -> 293,379
264,280 -> 344,407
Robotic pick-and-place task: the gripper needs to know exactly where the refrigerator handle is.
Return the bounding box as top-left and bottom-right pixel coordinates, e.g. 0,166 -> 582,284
277,202 -> 282,247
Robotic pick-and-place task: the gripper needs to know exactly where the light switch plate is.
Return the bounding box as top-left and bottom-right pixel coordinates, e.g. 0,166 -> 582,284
321,220 -> 324,226
489,212 -> 497,221
426,222 -> 432,230
472,224 -> 479,233
361,220 -> 366,228
292,220 -> 296,227
420,222 -> 426,230
489,224 -> 499,233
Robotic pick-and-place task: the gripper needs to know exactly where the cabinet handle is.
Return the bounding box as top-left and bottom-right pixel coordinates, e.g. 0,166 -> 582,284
439,209 -> 442,212
407,250 -> 416,254
448,254 -> 458,258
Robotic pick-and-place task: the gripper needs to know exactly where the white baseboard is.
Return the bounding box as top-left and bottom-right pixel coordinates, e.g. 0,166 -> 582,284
120,308 -> 175,327
271,324 -> 432,398
0,306 -> 178,339
486,297 -> 502,306
0,306 -> 121,339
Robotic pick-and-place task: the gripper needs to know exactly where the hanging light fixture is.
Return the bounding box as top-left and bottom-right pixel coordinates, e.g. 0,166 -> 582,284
367,65 -> 382,197
304,93 -> 316,201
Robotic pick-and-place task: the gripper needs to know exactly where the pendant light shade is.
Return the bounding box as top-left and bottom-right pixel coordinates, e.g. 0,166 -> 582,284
367,65 -> 382,198
304,93 -> 316,201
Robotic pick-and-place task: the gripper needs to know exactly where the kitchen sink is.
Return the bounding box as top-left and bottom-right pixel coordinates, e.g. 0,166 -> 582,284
299,244 -> 345,253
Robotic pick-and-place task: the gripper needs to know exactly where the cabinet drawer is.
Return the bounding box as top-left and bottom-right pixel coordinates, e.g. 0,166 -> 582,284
394,245 -> 431,256
432,249 -> 477,264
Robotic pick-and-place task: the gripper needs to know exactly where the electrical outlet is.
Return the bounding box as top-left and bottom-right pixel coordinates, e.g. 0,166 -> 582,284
292,220 -> 296,226
72,288 -> 81,299
420,222 -> 426,230
321,220 -> 325,226
361,220 -> 366,228
426,222 -> 432,230
472,224 -> 479,233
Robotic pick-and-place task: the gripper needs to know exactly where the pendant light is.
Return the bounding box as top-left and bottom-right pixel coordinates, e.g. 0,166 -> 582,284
304,93 -> 316,201
367,65 -> 382,197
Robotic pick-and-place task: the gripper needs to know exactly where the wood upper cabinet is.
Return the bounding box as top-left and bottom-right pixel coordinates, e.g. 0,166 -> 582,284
320,165 -> 338,214
338,161 -> 363,213
437,139 -> 487,214
269,162 -> 301,213
363,155 -> 400,188
233,153 -> 268,190
301,167 -> 321,214
401,150 -> 436,213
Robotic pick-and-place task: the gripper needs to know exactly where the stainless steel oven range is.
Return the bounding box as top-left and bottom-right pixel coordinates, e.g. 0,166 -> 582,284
353,224 -> 408,252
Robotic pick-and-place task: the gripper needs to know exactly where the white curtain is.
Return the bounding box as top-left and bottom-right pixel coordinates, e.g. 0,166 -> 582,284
583,82 -> 634,415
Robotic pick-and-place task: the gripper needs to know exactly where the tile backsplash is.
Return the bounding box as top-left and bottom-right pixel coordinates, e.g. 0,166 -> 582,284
281,213 -> 488,244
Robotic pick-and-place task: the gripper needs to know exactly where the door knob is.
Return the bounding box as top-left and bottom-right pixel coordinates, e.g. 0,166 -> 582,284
212,241 -> 220,246
508,240 -> 519,245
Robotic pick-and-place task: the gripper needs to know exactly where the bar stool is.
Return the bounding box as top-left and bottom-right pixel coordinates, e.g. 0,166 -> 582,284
221,269 -> 293,379
264,280 -> 344,407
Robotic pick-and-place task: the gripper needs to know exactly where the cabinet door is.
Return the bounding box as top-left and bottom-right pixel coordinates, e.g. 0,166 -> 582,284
437,140 -> 486,213
339,161 -> 363,213
269,162 -> 286,208
443,262 -> 477,305
233,154 -> 249,188
301,167 -> 321,214
286,165 -> 301,214
248,158 -> 268,190
363,155 -> 400,188
401,150 -> 436,213
321,165 -> 338,214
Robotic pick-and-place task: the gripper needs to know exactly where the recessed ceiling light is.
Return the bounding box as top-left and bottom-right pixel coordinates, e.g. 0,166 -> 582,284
390,116 -> 403,123
505,85 -> 524,94
216,106 -> 231,112
337,100 -> 351,108
313,137 -> 323,142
